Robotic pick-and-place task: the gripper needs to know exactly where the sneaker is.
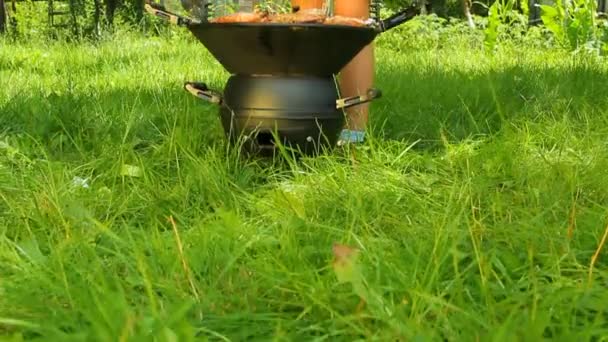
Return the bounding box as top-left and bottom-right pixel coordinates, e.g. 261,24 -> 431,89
337,129 -> 366,147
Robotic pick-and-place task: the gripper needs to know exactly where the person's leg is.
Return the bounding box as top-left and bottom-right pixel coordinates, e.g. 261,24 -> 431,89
334,0 -> 374,144
290,0 -> 375,144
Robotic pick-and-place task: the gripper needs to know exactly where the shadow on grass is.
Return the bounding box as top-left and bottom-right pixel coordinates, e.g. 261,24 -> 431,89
372,62 -> 608,146
0,86 -> 226,160
2,61 -> 608,157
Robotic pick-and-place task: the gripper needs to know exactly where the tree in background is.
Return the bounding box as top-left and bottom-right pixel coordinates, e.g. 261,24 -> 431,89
384,0 -> 484,26
0,0 -> 6,33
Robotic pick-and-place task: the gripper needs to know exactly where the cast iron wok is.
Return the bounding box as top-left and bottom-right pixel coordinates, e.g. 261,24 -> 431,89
145,2 -> 424,76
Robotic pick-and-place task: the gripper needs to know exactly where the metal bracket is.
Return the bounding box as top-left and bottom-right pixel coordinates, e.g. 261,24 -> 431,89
144,2 -> 200,26
184,82 -> 223,105
377,3 -> 423,32
336,88 -> 382,110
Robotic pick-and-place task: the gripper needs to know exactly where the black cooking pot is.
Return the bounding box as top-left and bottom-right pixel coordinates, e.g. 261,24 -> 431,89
183,75 -> 382,156
146,3 -> 422,76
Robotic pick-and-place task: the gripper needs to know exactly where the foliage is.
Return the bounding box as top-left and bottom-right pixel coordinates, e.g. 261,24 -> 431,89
476,0 -> 608,55
1,4 -> 608,340
375,12 -> 485,52
254,0 -> 292,13
4,0 -> 163,41
484,0 -> 516,51
383,0 -> 417,8
2,30 -> 608,340
539,0 -> 608,54
384,0 -> 495,17
4,0 -> 607,55
482,0 -> 537,52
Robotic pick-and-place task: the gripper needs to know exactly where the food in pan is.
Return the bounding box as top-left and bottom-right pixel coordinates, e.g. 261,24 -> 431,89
323,15 -> 368,27
209,11 -> 268,23
210,7 -> 370,28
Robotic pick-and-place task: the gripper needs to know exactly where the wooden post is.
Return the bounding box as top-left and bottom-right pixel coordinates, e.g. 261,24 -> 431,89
236,0 -> 255,11
0,0 -> 6,33
528,0 -> 541,25
599,0 -> 607,16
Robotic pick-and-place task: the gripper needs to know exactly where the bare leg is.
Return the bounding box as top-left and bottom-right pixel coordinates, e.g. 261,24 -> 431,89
334,0 -> 374,134
290,0 -> 374,143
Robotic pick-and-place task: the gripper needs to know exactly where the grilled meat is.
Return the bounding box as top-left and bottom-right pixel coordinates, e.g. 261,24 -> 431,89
323,16 -> 368,27
210,8 -> 369,28
210,11 -> 268,23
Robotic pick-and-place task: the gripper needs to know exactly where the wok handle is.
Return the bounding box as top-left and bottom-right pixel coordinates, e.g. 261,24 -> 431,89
184,82 -> 223,105
378,3 -> 425,32
144,2 -> 198,26
336,88 -> 382,110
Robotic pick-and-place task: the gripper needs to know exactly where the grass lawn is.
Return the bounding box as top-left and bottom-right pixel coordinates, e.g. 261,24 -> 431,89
1,23 -> 608,341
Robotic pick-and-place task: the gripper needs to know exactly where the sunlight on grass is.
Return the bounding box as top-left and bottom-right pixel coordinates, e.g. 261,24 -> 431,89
1,27 -> 608,340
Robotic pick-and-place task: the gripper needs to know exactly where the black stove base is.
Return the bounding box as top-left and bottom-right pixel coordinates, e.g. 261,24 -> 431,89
185,73 -> 382,158
220,75 -> 345,157
223,110 -> 345,158
187,74 -> 348,157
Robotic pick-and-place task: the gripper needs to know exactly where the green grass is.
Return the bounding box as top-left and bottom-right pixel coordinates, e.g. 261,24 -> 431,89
1,24 -> 608,341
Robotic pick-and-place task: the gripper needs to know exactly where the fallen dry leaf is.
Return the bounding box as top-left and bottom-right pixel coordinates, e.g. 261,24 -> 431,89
332,243 -> 361,285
